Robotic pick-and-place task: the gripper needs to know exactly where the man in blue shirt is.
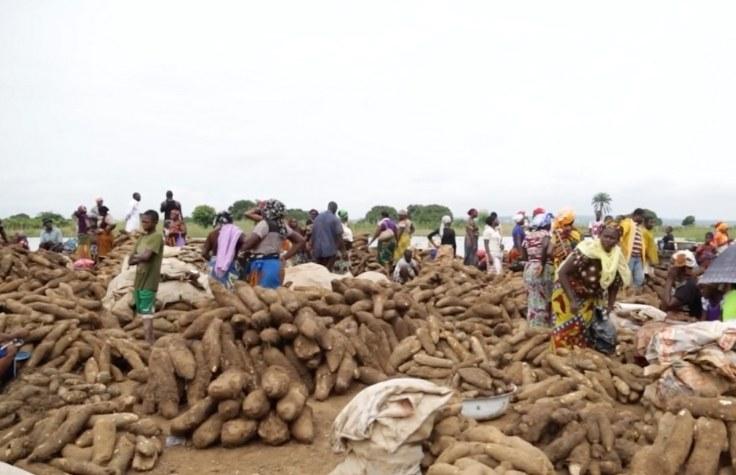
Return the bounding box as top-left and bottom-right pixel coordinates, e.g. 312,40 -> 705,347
310,202 -> 346,272
39,219 -> 64,252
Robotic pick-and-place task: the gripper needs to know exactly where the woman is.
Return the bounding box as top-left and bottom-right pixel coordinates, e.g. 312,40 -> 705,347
73,205 -> 91,259
96,206 -> 116,258
369,211 -> 398,270
550,209 -> 581,269
481,213 -> 503,275
552,225 -> 631,349
464,209 -> 480,267
695,232 -> 717,269
165,209 -> 187,247
334,210 -> 353,274
522,213 -> 553,327
713,222 -> 731,254
428,215 -> 457,262
393,210 -> 415,263
241,200 -> 306,288
202,212 -> 245,289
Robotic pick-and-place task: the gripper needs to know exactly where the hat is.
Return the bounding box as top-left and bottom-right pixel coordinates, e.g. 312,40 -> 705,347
672,250 -> 697,268
532,207 -> 545,217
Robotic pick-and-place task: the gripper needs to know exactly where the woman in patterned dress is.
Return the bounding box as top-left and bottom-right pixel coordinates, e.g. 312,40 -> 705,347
549,209 -> 582,270
551,224 -> 631,349
522,213 -> 554,327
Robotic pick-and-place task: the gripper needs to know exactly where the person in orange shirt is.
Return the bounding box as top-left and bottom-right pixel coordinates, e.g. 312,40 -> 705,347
712,222 -> 731,254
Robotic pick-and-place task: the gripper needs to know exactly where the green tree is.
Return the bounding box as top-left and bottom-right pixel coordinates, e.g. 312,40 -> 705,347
286,208 -> 309,222
642,209 -> 663,226
364,206 -> 398,224
682,215 -> 696,226
228,200 -> 256,220
591,192 -> 612,217
191,205 -> 217,228
406,204 -> 453,226
8,213 -> 30,220
36,211 -> 70,226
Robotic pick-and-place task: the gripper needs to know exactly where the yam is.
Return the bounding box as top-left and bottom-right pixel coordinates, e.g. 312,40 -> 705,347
388,336 -> 421,370
192,413 -> 224,449
221,418 -> 258,447
685,417 -> 727,475
544,421 -> 586,463
187,341 -> 211,404
458,367 -> 494,390
170,397 -> 216,435
29,406 -> 93,462
61,444 -> 93,462
290,404 -> 314,443
314,363 -> 337,401
357,366 -> 388,385
167,337 -> 196,380
276,384 -> 307,422
149,347 -> 179,419
667,396 -> 736,420
49,458 -> 113,475
335,354 -> 356,394
242,389 -> 271,419
218,399 -> 242,420
262,365 -> 290,399
662,409 -> 694,475
202,317 -> 223,373
235,282 -> 265,312
257,411 -> 290,446
208,368 -> 246,400
91,418 -> 116,465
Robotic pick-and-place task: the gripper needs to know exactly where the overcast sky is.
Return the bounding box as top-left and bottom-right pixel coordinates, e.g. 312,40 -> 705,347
1,1 -> 735,222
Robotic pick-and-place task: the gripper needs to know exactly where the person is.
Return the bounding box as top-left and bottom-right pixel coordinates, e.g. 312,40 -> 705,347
659,250 -> 702,318
304,209 -> 320,258
511,212 -> 527,260
619,209 -> 658,290
428,215 -> 457,261
124,192 -> 142,233
160,190 -> 182,222
659,226 -> 676,251
0,329 -> 27,378
88,197 -> 104,221
240,199 -> 306,288
394,210 -> 415,263
128,210 -> 164,344
0,220 -> 8,245
551,224 -> 631,349
164,208 -> 187,247
522,213 -> 553,327
700,284 -> 723,322
712,222 -> 731,254
463,209 -> 480,267
695,232 -> 717,269
393,249 -> 420,284
39,218 -> 64,252
550,209 -> 581,270
202,212 -> 246,289
369,211 -> 398,271
14,233 -> 29,250
287,218 -> 310,265
310,202 -> 346,272
338,210 -> 354,250
96,206 -> 116,258
72,205 -> 91,259
589,210 -> 605,239
481,213 -> 503,276
723,285 -> 736,321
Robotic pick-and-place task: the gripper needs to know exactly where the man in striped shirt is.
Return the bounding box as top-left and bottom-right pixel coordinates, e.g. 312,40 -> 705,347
620,208 -> 657,289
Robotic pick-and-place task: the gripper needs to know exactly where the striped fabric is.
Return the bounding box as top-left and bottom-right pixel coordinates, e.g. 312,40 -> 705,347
631,225 -> 643,257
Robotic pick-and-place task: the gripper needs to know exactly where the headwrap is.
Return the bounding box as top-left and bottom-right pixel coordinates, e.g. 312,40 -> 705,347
439,215 -> 452,237
467,208 -> 478,217
513,212 -> 526,224
532,213 -> 553,230
573,239 -> 631,289
398,209 -> 408,217
672,250 -> 697,268
717,222 -> 729,233
263,199 -> 288,237
338,209 -> 349,221
532,207 -> 545,217
554,209 -> 576,228
213,211 -> 233,227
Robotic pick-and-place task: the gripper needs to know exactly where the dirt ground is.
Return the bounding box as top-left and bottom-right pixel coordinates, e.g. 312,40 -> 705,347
136,389 -> 361,475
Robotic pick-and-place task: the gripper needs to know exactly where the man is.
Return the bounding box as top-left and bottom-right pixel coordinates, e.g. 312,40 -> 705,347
393,249 -> 420,284
620,209 -> 658,290
660,226 -> 676,251
129,210 -> 164,344
310,202 -> 345,271
124,192 -> 142,233
160,190 -> 182,222
88,197 -> 104,222
660,250 -> 702,318
39,219 -> 63,252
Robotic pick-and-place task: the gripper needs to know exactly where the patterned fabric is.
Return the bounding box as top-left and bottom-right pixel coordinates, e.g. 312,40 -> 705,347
394,219 -> 413,262
631,224 -> 643,257
208,256 -> 240,289
524,262 -> 554,327
551,228 -> 580,268
263,199 -> 288,237
523,229 -> 550,262
377,238 -> 396,265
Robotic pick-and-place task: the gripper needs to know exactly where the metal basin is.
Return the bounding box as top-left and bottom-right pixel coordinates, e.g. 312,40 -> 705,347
461,385 -> 516,420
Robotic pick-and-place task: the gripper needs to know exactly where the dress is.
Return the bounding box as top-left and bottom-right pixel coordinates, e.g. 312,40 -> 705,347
393,219 -> 413,263
551,249 -> 622,349
481,225 -> 503,275
463,219 -> 479,267
550,228 -> 580,269
376,218 -> 397,266
522,229 -> 553,327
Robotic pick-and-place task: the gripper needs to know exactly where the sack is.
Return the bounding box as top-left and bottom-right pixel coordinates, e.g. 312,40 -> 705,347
378,229 -> 395,242
586,308 -> 617,354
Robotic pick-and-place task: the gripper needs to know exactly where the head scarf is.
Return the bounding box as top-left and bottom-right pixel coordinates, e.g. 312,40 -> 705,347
672,250 -> 697,268
263,199 -> 288,237
717,222 -> 729,233
439,215 -> 452,237
467,208 -> 478,218
531,213 -> 552,230
555,209 -> 576,229
338,209 -> 349,221
572,239 -> 632,289
398,209 -> 408,217
533,207 -> 545,217
513,212 -> 526,224
213,211 -> 233,227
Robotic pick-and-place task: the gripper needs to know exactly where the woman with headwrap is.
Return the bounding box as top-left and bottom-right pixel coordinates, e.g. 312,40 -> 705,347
164,208 -> 187,247
240,199 -> 306,288
482,212 -> 503,275
522,213 -> 554,327
551,224 -> 631,349
464,209 -> 480,267
369,211 -> 398,271
72,205 -> 91,259
96,206 -> 116,258
549,209 -> 581,270
712,222 -> 731,254
393,209 -> 415,263
202,211 -> 246,289
428,215 -> 457,263
334,210 -> 353,274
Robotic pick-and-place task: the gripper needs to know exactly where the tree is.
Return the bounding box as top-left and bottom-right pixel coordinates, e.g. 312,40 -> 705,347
591,193 -> 612,217
228,200 -> 256,220
682,215 -> 696,226
36,211 -> 70,226
191,205 -> 216,228
286,208 -> 309,222
643,209 -> 663,226
406,204 -> 453,226
364,206 -> 398,224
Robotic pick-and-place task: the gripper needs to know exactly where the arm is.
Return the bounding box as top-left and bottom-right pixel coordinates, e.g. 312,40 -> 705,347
607,280 -> 620,313
427,229 -> 439,248
283,231 -> 306,261
334,219 -> 346,254
368,225 -> 382,246
129,249 -> 154,266
239,233 -> 262,253
659,268 -> 683,311
540,235 -> 550,268
244,208 -> 263,222
484,239 -> 491,260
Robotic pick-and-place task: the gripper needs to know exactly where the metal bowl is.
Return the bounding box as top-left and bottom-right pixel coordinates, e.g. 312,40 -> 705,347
461,385 -> 517,420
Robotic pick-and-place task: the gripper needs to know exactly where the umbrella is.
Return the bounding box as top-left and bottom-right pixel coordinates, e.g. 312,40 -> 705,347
700,246 -> 736,284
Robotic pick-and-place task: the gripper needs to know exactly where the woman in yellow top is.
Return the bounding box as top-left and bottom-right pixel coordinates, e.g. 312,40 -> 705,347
549,209 -> 581,269
393,209 -> 415,263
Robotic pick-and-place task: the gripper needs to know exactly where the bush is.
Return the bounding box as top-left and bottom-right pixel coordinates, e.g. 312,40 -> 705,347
191,205 -> 217,228
682,215 -> 696,226
364,206 -> 398,224
228,200 -> 256,220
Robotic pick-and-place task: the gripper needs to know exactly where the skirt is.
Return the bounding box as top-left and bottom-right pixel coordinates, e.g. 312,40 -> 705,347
244,257 -> 283,289
523,262 -> 554,327
377,238 -> 397,266
463,239 -> 478,267
393,233 -> 412,262
208,256 -> 241,289
551,285 -> 602,349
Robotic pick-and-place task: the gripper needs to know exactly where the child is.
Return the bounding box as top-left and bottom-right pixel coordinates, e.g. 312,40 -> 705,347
393,249 -> 420,284
129,210 -> 164,344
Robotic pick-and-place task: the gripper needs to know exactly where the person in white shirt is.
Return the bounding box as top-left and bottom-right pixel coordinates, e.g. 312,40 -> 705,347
482,212 -> 504,275
393,249 -> 420,284
124,192 -> 142,233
